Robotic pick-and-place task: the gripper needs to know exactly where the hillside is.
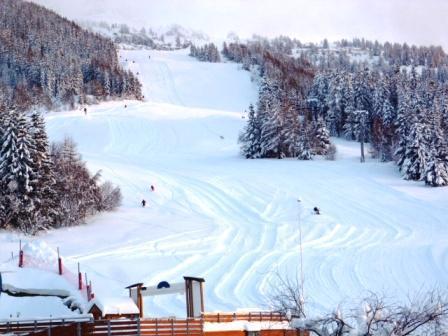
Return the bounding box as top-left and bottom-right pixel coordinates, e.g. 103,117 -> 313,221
0,0 -> 141,111
1,48 -> 447,318
81,21 -> 209,50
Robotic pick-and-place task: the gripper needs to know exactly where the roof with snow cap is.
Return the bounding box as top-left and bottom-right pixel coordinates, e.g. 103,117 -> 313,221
87,297 -> 139,316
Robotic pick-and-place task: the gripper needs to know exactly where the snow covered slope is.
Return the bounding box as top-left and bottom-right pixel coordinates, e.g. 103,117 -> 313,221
1,48 -> 448,318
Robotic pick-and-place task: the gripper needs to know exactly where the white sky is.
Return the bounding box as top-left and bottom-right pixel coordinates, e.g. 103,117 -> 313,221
31,0 -> 448,50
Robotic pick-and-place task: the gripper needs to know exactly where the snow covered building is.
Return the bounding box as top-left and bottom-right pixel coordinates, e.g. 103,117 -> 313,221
87,297 -> 140,320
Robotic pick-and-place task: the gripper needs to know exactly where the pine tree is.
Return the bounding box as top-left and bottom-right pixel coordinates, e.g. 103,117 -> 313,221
239,104 -> 261,158
424,146 -> 448,187
29,111 -> 58,228
296,124 -> 313,160
424,98 -> 448,186
343,107 -> 357,140
394,86 -> 411,169
0,110 -> 36,232
282,102 -> 300,157
400,121 -> 428,180
313,118 -> 331,155
260,96 -> 283,158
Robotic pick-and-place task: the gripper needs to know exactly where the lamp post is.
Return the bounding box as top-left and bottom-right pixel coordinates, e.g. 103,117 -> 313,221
297,198 -> 304,309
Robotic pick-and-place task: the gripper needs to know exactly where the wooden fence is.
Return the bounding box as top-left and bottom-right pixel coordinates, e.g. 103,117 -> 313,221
0,316 -> 91,335
91,318 -> 203,336
202,312 -> 286,323
0,312 -> 287,335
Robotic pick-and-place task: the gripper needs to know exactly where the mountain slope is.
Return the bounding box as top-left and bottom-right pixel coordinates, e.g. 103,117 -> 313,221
1,48 -> 448,318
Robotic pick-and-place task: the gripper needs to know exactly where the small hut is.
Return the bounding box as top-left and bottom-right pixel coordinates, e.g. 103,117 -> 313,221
87,297 -> 140,320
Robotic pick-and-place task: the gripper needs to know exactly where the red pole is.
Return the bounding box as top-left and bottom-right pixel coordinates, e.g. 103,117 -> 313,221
89,281 -> 93,300
78,263 -> 83,290
19,250 -> 23,268
18,240 -> 23,268
85,273 -> 90,301
57,248 -> 62,275
86,284 -> 91,301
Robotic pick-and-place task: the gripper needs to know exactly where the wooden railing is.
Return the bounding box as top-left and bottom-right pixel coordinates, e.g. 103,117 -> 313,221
0,316 -> 92,335
0,312 -> 288,335
202,312 -> 287,323
91,318 -> 203,336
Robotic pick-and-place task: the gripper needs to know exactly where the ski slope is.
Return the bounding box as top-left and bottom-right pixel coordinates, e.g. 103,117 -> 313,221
1,48 -> 448,318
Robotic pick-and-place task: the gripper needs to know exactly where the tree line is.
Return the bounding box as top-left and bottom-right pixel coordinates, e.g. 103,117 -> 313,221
0,0 -> 142,112
231,35 -> 448,186
189,43 -> 221,63
0,110 -> 121,234
227,39 -> 333,160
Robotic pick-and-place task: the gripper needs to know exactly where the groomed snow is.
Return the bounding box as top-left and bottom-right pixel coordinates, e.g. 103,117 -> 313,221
1,48 -> 448,319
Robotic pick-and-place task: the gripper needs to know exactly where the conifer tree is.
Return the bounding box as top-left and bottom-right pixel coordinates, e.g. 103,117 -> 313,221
400,121 -> 428,180
424,98 -> 448,186
239,104 -> 261,158
313,118 -> 331,155
0,110 -> 35,232
296,123 -> 313,160
29,112 -> 58,228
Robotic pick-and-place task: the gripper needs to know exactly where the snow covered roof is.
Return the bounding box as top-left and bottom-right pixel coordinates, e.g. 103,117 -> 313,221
87,297 -> 139,316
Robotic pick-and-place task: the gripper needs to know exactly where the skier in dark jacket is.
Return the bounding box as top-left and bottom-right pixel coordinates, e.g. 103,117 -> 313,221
150,185 -> 155,192
141,199 -> 146,207
313,207 -> 320,215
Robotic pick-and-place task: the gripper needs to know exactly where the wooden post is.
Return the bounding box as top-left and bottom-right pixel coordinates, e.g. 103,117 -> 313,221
57,248 -> 63,275
186,318 -> 190,336
107,320 -> 111,336
171,318 -> 174,336
78,263 -> 82,290
155,318 -> 159,336
137,284 -> 143,318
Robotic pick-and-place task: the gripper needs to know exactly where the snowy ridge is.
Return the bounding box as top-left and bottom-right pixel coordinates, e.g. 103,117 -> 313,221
1,48 -> 448,319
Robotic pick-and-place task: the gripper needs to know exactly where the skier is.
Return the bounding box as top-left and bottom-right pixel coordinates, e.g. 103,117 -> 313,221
141,199 -> 146,207
83,107 -> 87,115
313,207 -> 320,215
124,104 -> 127,108
150,185 -> 155,192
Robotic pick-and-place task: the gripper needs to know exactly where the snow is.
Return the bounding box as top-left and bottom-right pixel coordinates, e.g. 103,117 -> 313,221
1,47 -> 448,319
87,297 -> 139,316
204,321 -> 290,331
0,268 -> 85,319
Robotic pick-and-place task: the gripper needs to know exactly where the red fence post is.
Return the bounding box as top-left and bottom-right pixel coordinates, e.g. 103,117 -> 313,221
78,263 -> 83,290
18,250 -> 23,268
89,281 -> 94,300
58,258 -> 63,275
57,248 -> 63,275
18,240 -> 23,268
